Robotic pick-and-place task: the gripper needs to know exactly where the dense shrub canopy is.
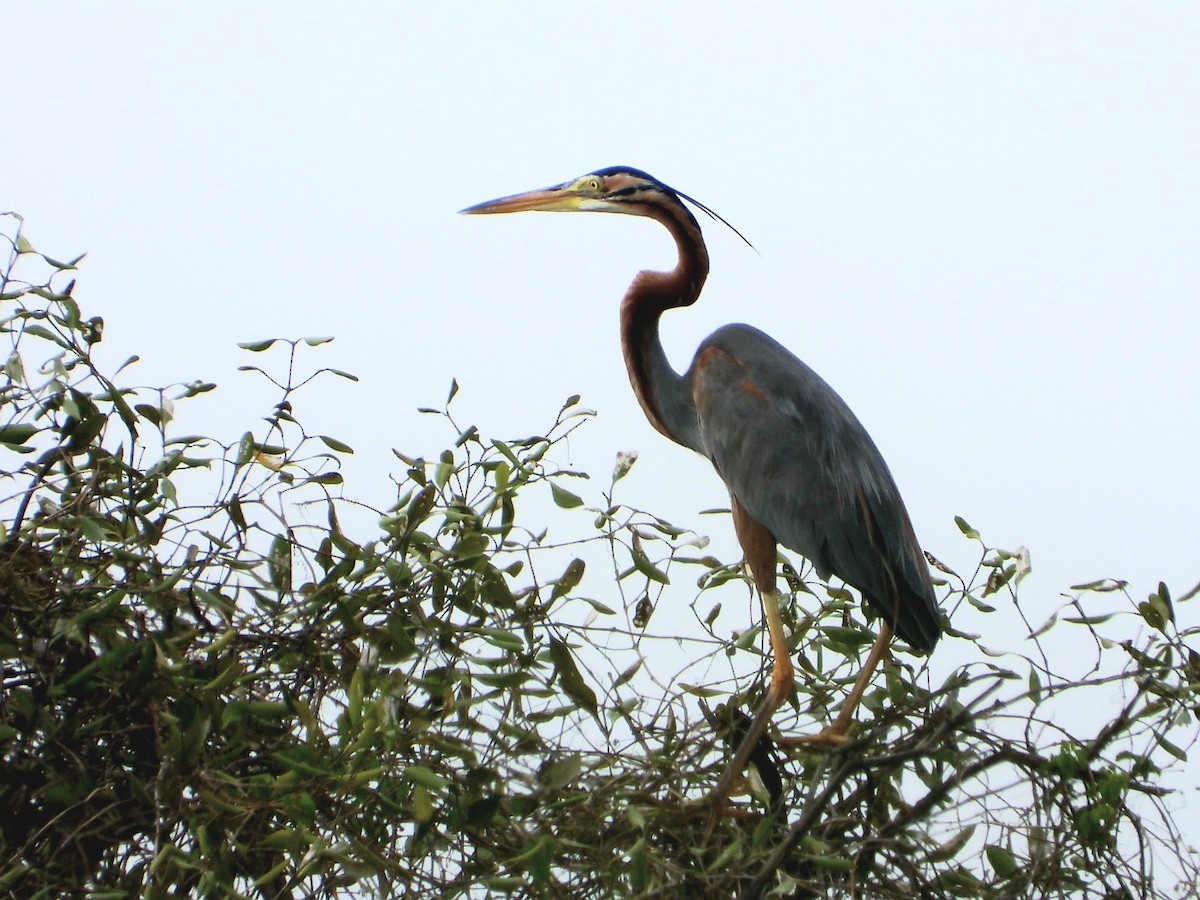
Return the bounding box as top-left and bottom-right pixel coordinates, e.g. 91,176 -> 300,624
2,214 -> 1198,897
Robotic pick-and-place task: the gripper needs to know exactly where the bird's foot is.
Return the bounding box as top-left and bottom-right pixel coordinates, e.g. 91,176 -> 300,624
679,775 -> 762,822
681,782 -> 764,829
703,798 -> 759,821
689,775 -> 746,813
777,728 -> 851,749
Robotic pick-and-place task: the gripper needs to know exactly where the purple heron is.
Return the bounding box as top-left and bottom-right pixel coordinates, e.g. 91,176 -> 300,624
462,167 -> 941,803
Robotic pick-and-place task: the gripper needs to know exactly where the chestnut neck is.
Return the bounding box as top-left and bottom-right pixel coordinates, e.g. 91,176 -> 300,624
618,206 -> 709,452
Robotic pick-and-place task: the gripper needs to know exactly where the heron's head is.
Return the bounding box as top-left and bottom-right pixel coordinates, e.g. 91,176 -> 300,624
460,166 -> 676,218
461,166 -> 752,248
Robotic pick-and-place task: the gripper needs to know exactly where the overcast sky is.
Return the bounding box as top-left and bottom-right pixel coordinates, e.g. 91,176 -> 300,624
9,5 -> 1199,639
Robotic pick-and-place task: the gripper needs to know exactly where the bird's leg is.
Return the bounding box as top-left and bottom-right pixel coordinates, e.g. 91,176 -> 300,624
705,499 -> 792,808
706,587 -> 794,806
780,621 -> 894,747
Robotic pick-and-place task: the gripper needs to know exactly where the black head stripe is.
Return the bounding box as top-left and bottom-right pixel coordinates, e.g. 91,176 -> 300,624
590,165 -> 661,183
586,165 -> 755,251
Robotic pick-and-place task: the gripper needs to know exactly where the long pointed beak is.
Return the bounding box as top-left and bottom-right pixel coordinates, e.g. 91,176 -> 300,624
460,184 -> 582,216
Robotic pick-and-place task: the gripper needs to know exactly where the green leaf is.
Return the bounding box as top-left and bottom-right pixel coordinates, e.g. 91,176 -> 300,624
678,682 -> 723,698
547,636 -> 598,716
1137,599 -> 1167,633
550,558 -> 585,601
268,533 -> 291,591
1070,578 -> 1126,592
579,597 -> 616,616
411,784 -> 434,823
614,659 -> 642,688
734,627 -> 762,650
954,515 -> 980,540
1156,582 -> 1175,623
226,495 -> 248,533
237,338 -> 279,352
707,837 -> 744,873
1028,612 -> 1057,639
808,854 -> 854,873
612,450 -> 638,483
222,700 -> 290,727
984,845 -> 1019,879
1063,613 -> 1115,626
629,539 -> 669,585
179,380 -> 217,398
201,660 -> 243,695
135,403 -> 163,426
434,450 -> 454,488
538,755 -> 582,790
234,432 -> 255,466
966,593 -> 996,613
475,671 -> 531,689
1137,584 -> 1175,633
475,626 -> 524,652
927,825 -> 975,862
820,625 -> 875,647
303,472 -> 344,486
0,423 -> 38,446
491,439 -> 527,476
77,515 -> 109,542
70,589 -> 125,629
19,322 -> 62,345
454,532 -> 489,561
550,482 -> 583,509
1156,732 -> 1188,762
511,834 -> 555,884
404,765 -> 449,791
260,827 -> 309,853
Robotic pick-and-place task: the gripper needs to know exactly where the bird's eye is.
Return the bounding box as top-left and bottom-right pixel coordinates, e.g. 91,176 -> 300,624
569,175 -> 604,194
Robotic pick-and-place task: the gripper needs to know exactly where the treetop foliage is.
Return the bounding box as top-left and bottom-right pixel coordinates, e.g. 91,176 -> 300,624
1,213 -> 1198,897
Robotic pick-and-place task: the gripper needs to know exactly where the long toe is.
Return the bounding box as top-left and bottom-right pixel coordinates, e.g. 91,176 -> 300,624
777,728 -> 852,749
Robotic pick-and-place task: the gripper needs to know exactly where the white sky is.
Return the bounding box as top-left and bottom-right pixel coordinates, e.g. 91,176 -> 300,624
9,5 -> 1199,636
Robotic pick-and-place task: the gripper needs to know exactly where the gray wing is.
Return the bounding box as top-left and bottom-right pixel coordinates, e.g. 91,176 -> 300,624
687,324 -> 940,651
